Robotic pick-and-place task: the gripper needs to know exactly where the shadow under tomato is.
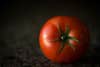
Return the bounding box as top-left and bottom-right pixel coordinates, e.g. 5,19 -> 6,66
71,46 -> 100,64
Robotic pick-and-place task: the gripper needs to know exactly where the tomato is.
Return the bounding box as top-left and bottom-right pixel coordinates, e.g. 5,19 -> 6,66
39,16 -> 90,63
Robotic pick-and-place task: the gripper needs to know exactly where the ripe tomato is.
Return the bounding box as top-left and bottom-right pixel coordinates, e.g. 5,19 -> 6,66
39,16 -> 90,63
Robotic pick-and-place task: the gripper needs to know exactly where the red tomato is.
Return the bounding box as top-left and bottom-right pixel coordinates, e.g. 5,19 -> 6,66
39,16 -> 90,63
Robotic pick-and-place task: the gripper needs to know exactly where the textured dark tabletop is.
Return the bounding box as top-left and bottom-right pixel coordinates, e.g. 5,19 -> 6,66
0,46 -> 100,67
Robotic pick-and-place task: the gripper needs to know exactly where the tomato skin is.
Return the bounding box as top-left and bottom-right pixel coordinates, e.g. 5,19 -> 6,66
39,16 -> 90,63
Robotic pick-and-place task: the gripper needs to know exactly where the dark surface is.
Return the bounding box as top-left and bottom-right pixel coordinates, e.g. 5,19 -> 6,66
0,0 -> 99,67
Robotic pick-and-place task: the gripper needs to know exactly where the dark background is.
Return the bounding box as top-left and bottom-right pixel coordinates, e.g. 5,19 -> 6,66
0,0 -> 98,66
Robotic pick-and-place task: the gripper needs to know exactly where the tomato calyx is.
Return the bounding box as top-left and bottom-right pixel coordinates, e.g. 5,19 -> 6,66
60,25 -> 79,43
47,23 -> 79,54
57,24 -> 79,54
